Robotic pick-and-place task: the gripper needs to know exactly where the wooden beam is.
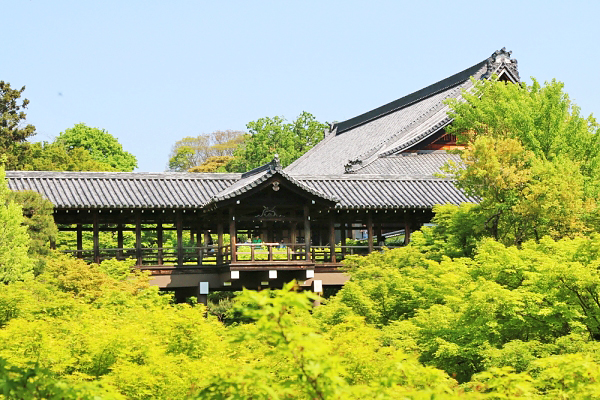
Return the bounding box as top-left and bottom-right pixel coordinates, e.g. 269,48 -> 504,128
304,205 -> 311,261
197,221 -> 204,266
93,212 -> 99,264
340,220 -> 346,258
136,214 -> 142,266
217,212 -> 223,264
229,206 -> 236,263
157,221 -> 163,266
329,215 -> 336,263
76,223 -> 83,259
176,212 -> 183,266
117,224 -> 124,260
290,221 -> 297,244
367,213 -> 373,253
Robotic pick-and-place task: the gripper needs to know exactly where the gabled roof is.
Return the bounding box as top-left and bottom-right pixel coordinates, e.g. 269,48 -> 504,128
285,48 -> 519,176
203,155 -> 339,207
298,175 -> 476,209
5,162 -> 475,210
6,171 -> 240,209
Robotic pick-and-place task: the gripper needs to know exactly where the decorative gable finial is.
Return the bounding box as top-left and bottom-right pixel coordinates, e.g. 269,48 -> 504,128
483,47 -> 520,81
344,159 -> 363,174
272,154 -> 281,171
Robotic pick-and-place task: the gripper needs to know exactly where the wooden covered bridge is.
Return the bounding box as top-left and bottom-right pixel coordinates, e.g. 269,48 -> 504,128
6,48 -> 518,298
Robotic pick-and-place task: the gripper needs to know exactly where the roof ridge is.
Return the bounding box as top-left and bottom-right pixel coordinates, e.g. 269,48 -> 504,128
334,58 -> 488,134
296,174 -> 454,181
5,171 -> 242,180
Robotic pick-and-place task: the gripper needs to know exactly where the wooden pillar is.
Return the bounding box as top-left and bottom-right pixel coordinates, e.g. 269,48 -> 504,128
176,212 -> 183,266
367,212 -> 374,253
217,212 -> 224,264
229,206 -> 236,263
266,221 -> 274,243
203,230 -> 210,248
135,214 -> 142,266
117,224 -> 123,260
157,221 -> 163,265
290,221 -> 297,244
197,221 -> 204,266
93,212 -> 99,264
341,220 -> 346,258
329,215 -> 336,263
404,217 -> 411,245
376,222 -> 383,247
76,223 -> 83,258
303,205 -> 311,261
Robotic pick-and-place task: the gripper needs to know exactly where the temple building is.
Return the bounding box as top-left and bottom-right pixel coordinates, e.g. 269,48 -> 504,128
6,48 -> 519,299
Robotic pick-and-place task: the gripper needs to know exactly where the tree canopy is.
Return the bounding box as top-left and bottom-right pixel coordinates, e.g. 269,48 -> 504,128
0,167 -> 33,283
54,123 -> 137,172
0,82 -> 36,170
227,111 -> 327,172
443,78 -> 600,245
168,130 -> 245,172
24,141 -> 117,172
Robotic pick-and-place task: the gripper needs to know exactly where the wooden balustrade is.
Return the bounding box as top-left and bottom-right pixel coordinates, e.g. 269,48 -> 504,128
233,243 -> 308,263
61,243 -> 404,266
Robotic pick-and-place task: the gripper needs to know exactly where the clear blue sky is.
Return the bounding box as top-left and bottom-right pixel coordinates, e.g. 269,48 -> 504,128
3,0 -> 599,172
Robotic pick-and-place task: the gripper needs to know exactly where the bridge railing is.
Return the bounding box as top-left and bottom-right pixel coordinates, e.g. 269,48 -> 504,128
233,243 -> 309,262
61,243 -> 404,266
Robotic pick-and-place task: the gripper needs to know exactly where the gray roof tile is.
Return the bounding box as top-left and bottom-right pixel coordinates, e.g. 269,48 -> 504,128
296,176 -> 476,209
355,152 -> 463,175
6,171 -> 240,209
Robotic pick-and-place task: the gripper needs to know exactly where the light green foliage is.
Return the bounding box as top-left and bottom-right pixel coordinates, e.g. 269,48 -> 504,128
0,168 -> 33,283
1,241 -> 600,397
228,111 -> 327,172
25,141 -> 116,171
0,359 -> 123,399
0,81 -> 36,170
198,283 -> 457,399
412,203 -> 485,260
447,78 -> 600,191
168,130 -> 245,171
189,155 -> 233,172
445,136 -> 592,244
444,78 -> 600,244
318,233 -> 600,385
55,123 -> 137,172
7,190 -> 57,259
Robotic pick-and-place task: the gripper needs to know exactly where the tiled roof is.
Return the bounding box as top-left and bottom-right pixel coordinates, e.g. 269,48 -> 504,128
297,176 -> 476,209
354,152 -> 463,175
6,171 -> 240,209
285,48 -> 519,176
204,157 -> 339,205
285,86 -> 463,176
5,169 -> 474,210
